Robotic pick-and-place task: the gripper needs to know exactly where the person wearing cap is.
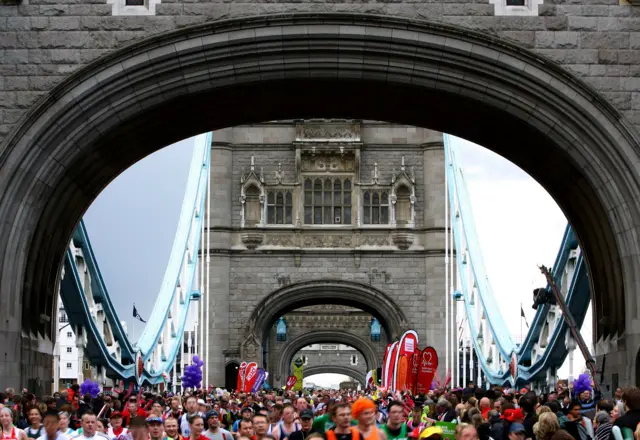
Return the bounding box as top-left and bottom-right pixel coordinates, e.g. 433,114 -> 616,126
107,413 -> 128,440
202,411 -> 232,440
146,416 -> 165,440
197,404 -> 207,418
418,426 -> 443,440
382,401 -> 408,440
288,410 -> 313,440
231,408 -> 254,434
507,423 -> 527,440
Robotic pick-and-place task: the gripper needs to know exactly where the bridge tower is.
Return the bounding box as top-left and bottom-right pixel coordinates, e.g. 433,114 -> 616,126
202,120 -> 451,387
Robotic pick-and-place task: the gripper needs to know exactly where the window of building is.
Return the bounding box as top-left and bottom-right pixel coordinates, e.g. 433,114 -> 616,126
244,185 -> 261,226
395,185 -> 412,225
125,0 -> 144,4
303,177 -> 352,225
350,355 -> 358,366
66,331 -> 72,338
267,191 -> 293,224
506,0 -> 525,4
66,347 -> 72,353
303,355 -> 308,366
66,363 -> 72,369
363,191 -> 389,225
59,311 -> 68,323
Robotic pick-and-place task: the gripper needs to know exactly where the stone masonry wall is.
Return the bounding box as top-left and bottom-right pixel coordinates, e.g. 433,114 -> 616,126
2,5 -> 640,141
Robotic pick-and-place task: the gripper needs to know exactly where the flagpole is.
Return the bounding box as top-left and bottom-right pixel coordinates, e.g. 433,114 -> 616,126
520,302 -> 523,344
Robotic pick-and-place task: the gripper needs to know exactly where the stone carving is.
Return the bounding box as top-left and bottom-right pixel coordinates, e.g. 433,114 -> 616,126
265,235 -> 296,247
241,334 -> 261,362
303,235 -> 352,248
296,122 -> 361,142
361,235 -> 389,247
241,232 -> 264,249
301,152 -> 355,172
391,231 -> 415,250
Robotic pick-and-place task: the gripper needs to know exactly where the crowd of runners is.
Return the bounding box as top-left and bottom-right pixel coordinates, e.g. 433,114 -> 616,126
0,383 -> 639,440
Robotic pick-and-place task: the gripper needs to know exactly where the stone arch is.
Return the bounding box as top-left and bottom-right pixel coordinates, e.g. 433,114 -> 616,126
276,330 -> 379,383
0,13 -> 639,386
245,280 -> 409,351
304,366 -> 367,386
225,361 -> 239,391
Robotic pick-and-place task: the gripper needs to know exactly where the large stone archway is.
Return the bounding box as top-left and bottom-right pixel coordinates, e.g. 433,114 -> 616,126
304,366 -> 367,387
275,330 -> 379,386
1,13 -> 640,387
242,279 -> 408,359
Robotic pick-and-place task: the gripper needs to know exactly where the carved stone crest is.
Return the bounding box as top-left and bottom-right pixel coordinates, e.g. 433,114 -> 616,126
302,235 -> 352,248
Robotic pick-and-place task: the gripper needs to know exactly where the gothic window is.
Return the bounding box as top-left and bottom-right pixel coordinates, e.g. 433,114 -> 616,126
395,185 -> 412,225
303,177 -> 352,225
267,190 -> 293,224
363,191 -> 389,225
244,185 -> 261,226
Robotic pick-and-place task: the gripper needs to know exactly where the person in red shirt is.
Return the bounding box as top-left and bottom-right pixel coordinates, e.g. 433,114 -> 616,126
123,398 -> 150,427
188,415 -> 208,440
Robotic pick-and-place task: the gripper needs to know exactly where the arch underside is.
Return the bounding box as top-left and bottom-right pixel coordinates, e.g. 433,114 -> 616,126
0,14 -> 639,387
250,280 -> 409,345
276,330 -> 379,381
304,366 -> 367,386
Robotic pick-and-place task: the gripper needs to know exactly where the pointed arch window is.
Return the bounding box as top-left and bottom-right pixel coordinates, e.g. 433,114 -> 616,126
395,185 -> 412,225
267,190 -> 293,224
245,185 -> 261,226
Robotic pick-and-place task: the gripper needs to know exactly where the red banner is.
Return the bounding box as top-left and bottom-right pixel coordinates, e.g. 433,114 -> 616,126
285,375 -> 297,391
392,330 -> 419,391
416,347 -> 438,394
382,344 -> 392,389
408,351 -> 421,394
243,362 -> 258,393
237,362 -> 247,392
395,355 -> 409,392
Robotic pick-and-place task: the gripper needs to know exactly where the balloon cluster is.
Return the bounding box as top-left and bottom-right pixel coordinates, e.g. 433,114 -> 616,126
79,379 -> 101,398
572,372 -> 592,396
181,355 -> 204,389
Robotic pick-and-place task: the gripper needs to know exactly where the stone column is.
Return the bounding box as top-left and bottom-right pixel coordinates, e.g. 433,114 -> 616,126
422,138 -> 451,379
206,134 -> 233,387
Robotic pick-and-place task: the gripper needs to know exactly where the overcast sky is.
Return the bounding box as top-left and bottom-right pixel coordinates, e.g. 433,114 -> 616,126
83,133 -> 586,383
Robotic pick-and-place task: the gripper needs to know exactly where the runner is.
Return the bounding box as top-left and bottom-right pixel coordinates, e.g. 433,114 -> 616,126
202,412 -> 232,440
0,408 -> 27,440
106,413 -> 127,440
37,411 -> 69,440
352,399 -> 387,440
271,406 -> 299,440
71,412 -> 110,440
288,410 -> 313,440
325,404 -> 357,440
25,408 -> 44,440
382,402 -> 408,440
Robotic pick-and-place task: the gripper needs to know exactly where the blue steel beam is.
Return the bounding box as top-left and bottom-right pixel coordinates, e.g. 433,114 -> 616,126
444,134 -> 591,386
59,132 -> 211,384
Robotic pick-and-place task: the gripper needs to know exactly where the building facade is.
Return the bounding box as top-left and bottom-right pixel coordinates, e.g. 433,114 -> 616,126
54,298 -> 81,392
204,120 -> 449,387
